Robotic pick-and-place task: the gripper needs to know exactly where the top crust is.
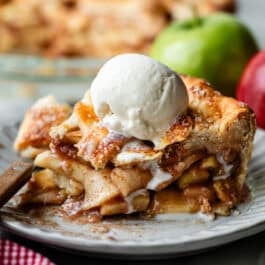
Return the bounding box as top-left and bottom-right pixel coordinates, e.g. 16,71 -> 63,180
14,96 -> 71,156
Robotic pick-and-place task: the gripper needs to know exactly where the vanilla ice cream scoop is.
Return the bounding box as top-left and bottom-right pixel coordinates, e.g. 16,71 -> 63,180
90,54 -> 188,147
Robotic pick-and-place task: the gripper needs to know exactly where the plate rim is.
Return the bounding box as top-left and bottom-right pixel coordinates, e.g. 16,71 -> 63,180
1,215 -> 265,257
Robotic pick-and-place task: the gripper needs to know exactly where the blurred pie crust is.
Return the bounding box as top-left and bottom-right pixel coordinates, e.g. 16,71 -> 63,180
0,0 -> 235,57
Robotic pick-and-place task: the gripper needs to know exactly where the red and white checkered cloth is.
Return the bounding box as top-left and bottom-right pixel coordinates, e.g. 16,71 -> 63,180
0,240 -> 54,265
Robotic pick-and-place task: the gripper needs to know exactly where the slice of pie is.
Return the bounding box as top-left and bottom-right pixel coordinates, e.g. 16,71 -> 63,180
14,74 -> 255,219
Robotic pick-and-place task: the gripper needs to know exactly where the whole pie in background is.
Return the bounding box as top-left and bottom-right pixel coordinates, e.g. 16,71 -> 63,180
0,0 -> 235,57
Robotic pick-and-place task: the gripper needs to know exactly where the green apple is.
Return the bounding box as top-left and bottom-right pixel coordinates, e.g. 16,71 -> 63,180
150,13 -> 258,96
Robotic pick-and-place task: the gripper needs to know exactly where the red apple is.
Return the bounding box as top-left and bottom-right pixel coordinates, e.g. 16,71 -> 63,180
237,50 -> 265,129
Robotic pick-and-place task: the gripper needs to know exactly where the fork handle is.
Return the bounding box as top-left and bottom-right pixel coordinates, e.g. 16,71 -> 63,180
0,160 -> 33,208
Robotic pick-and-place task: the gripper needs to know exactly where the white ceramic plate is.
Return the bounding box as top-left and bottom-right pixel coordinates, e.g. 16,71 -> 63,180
0,122 -> 265,259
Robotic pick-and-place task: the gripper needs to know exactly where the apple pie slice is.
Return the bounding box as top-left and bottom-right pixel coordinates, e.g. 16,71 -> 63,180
14,74 -> 255,220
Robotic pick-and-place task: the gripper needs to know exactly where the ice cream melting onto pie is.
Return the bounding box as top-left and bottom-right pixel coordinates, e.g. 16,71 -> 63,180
89,54 -> 189,190
90,53 -> 189,149
125,189 -> 148,214
213,154 -> 234,181
145,161 -> 172,190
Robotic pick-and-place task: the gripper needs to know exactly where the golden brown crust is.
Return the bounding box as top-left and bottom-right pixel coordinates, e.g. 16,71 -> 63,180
14,96 -> 71,158
180,75 -> 256,190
